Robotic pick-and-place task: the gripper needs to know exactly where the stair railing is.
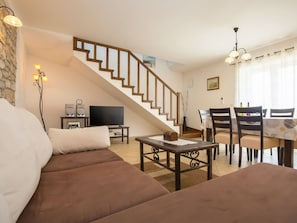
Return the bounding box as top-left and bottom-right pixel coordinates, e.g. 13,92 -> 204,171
73,37 -> 181,126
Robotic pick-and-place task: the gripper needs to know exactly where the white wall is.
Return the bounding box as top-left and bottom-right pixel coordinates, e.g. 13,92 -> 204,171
146,56 -> 183,92
183,36 -> 297,131
133,52 -> 183,95
183,61 -> 235,130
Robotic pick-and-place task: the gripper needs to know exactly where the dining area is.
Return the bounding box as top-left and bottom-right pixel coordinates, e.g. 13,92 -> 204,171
199,107 -> 297,169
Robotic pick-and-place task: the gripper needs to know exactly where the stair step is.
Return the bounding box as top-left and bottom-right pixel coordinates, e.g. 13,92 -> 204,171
100,68 -> 114,73
122,85 -> 135,89
133,93 -> 144,96
87,58 -> 102,64
152,106 -> 161,109
79,50 -> 101,62
159,112 -> 168,116
167,118 -> 175,121
111,77 -> 125,81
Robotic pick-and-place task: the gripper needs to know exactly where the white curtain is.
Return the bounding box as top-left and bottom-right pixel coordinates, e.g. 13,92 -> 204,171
236,48 -> 297,111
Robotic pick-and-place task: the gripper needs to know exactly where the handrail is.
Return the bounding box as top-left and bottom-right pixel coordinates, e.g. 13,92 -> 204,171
73,37 -> 181,126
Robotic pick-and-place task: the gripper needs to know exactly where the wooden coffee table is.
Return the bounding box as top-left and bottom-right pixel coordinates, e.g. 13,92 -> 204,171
135,135 -> 218,190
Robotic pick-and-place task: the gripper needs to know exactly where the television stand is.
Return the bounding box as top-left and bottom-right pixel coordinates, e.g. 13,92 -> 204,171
108,126 -> 129,144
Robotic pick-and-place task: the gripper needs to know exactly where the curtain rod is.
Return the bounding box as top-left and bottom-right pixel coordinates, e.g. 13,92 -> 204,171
255,46 -> 295,60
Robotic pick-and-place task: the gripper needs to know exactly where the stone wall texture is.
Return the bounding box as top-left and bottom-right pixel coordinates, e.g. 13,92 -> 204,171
0,0 -> 17,105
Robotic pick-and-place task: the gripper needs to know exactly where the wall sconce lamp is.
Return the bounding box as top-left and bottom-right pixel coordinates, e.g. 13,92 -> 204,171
0,5 -> 22,27
33,64 -> 48,131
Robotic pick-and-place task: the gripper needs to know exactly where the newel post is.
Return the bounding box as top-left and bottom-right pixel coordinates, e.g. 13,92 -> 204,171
177,92 -> 181,125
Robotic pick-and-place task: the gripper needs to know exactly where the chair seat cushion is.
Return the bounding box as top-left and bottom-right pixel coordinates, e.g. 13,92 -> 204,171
215,131 -> 239,144
241,135 -> 279,149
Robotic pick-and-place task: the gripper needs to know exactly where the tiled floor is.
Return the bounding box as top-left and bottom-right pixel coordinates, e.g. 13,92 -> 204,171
110,137 -> 297,177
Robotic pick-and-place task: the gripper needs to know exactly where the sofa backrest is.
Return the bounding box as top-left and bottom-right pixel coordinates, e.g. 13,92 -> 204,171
0,99 -> 53,222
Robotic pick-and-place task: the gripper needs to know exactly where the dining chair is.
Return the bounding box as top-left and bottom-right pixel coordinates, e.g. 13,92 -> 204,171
198,109 -> 210,141
261,108 -> 273,156
262,108 -> 267,118
271,108 -> 295,164
270,108 -> 295,117
234,106 -> 280,167
246,108 -> 268,161
209,108 -> 238,164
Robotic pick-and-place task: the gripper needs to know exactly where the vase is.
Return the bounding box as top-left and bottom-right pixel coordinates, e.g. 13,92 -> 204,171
183,116 -> 187,131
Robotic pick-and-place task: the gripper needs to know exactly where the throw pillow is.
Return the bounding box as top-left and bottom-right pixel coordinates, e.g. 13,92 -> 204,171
48,126 -> 111,154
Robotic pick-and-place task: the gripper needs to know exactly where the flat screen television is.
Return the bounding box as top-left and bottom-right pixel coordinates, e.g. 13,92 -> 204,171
90,106 -> 124,126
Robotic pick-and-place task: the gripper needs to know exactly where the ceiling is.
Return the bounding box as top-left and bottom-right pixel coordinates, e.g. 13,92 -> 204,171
9,0 -> 297,72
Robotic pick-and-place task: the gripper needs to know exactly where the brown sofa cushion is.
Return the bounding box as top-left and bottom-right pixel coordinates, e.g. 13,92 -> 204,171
42,149 -> 121,172
18,160 -> 169,223
92,163 -> 297,223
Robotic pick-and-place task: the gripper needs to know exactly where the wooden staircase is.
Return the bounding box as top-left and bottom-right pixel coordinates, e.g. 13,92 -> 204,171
72,37 -> 181,133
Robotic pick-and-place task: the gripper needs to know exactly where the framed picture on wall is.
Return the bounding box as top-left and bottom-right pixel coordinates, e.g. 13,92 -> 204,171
207,76 -> 219,91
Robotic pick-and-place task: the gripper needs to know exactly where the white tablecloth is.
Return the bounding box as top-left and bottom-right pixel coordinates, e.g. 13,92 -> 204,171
203,118 -> 297,141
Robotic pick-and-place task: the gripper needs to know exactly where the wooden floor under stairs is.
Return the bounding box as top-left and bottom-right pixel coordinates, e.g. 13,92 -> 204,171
181,127 -> 201,138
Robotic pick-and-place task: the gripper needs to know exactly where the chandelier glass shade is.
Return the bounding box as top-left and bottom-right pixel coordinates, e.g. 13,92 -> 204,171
225,27 -> 251,64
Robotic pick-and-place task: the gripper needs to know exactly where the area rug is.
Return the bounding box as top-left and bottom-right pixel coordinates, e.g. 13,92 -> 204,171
134,159 -> 218,192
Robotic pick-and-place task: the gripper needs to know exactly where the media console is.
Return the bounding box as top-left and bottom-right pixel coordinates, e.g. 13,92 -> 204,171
61,116 -> 89,129
108,126 -> 129,144
60,117 -> 129,144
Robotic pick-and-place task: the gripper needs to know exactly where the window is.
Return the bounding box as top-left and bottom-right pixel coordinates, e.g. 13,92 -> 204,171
236,48 -> 297,110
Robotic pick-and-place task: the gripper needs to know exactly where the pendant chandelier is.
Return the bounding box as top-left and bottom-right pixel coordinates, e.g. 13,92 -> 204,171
225,27 -> 251,64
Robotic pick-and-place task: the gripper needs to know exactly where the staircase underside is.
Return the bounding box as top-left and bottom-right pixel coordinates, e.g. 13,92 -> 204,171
73,51 -> 180,133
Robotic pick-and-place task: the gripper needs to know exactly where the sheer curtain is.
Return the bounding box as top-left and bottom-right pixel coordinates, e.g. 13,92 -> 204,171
235,48 -> 297,111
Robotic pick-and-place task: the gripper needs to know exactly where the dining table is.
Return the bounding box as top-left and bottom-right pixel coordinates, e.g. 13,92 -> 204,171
203,117 -> 297,168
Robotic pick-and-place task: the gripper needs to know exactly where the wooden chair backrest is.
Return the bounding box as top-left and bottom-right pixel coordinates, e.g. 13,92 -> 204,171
198,109 -> 210,123
209,108 -> 232,136
234,106 -> 263,148
270,108 -> 295,117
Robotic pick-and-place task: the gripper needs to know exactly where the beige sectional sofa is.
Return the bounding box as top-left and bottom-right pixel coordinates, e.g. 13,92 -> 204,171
0,99 -> 168,223
1,98 -> 297,223
93,162 -> 297,223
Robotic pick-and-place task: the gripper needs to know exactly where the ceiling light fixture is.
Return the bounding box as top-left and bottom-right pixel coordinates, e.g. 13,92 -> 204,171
0,5 -> 22,27
225,27 -> 251,64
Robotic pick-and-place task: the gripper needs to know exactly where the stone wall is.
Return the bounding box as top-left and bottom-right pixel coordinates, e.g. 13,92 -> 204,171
0,0 -> 17,104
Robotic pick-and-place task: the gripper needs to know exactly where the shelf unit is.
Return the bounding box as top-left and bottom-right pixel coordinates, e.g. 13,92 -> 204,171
108,126 -> 129,144
60,117 -> 89,129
